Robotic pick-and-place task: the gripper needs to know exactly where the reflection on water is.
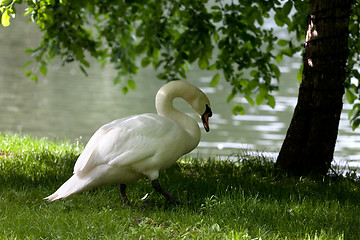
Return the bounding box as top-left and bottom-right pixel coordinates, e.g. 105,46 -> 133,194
1,11 -> 360,169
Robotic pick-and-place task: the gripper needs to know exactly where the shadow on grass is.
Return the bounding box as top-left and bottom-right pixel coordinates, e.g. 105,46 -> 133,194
1,140 -> 360,239
156,156 -> 360,207
0,149 -> 78,188
1,147 -> 359,206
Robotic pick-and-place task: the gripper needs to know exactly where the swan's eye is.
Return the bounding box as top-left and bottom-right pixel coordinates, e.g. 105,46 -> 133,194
205,104 -> 212,117
201,104 -> 212,132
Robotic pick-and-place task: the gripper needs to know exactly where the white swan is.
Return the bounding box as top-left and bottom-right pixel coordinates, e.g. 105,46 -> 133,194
45,80 -> 212,204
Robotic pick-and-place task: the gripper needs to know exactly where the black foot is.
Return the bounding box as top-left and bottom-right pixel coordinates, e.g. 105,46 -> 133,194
119,184 -> 130,206
151,179 -> 181,204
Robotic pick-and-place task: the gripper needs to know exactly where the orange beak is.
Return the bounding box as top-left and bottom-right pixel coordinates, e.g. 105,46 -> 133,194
201,104 -> 212,132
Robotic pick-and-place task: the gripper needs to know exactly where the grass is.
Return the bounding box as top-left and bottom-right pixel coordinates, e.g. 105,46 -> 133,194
1,133 -> 360,239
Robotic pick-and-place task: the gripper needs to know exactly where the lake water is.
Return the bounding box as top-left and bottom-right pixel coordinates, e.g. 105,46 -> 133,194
1,10 -> 360,169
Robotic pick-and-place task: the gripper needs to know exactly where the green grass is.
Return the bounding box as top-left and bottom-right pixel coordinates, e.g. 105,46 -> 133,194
1,133 -> 360,239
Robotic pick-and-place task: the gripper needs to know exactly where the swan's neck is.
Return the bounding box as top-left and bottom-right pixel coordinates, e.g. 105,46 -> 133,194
155,82 -> 201,151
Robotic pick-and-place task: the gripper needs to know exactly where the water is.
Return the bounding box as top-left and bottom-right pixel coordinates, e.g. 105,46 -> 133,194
1,11 -> 360,169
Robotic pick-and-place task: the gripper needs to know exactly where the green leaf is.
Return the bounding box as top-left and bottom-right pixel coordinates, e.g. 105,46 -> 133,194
212,11 -> 222,23
30,74 -> 38,82
113,76 -> 121,85
80,59 -> 90,68
346,89 -> 357,104
24,70 -> 32,77
349,103 -> 360,120
39,65 -> 48,76
274,13 -> 285,27
135,42 -> 146,54
275,54 -> 283,64
352,118 -> 360,131
270,64 -> 281,79
232,104 -> 245,115
266,94 -> 276,108
282,1 -> 293,16
211,5 -> 221,10
208,63 -> 217,70
127,79 -> 136,90
22,61 -> 33,69
227,93 -> 235,103
255,12 -> 264,25
198,58 -> 208,70
179,65 -> 187,79
79,65 -> 88,76
248,80 -> 259,91
1,9 -> 10,27
141,57 -> 151,67
157,72 -> 167,80
277,39 -> 288,47
259,86 -> 268,95
250,70 -> 258,77
352,69 -> 360,79
213,32 -> 219,42
297,64 -> 303,83
210,73 -> 220,87
246,8 -> 257,25
274,11 -> 291,27
245,95 -> 255,105
122,86 -> 129,94
1,0 -> 13,7
256,93 -> 265,105
281,47 -> 293,56
239,78 -> 248,88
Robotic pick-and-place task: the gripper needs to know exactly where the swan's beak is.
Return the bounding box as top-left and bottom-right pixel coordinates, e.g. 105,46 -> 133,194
201,104 -> 212,132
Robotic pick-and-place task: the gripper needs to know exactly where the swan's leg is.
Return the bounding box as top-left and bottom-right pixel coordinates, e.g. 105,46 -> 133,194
151,179 -> 180,204
119,184 -> 130,205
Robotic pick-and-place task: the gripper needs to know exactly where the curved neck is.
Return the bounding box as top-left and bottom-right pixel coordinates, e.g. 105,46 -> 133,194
155,82 -> 201,149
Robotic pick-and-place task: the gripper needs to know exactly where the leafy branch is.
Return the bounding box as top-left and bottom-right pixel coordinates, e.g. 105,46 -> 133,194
2,0 -> 360,129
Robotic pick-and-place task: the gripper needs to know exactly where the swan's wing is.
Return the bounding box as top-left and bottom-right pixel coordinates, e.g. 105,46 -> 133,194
73,114 -> 177,176
73,116 -> 133,173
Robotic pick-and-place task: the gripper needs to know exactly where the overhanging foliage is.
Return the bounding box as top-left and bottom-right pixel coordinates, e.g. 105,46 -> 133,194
1,0 -> 360,128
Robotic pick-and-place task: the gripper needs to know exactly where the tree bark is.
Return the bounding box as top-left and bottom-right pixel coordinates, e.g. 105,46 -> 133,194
276,0 -> 353,176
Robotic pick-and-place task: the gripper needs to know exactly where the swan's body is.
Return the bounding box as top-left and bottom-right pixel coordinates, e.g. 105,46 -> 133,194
45,81 -> 212,203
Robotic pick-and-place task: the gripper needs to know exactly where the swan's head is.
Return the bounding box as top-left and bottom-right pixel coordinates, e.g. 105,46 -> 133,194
189,89 -> 212,132
156,80 -> 212,132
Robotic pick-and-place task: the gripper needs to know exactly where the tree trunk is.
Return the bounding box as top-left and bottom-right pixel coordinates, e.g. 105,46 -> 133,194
275,0 -> 353,176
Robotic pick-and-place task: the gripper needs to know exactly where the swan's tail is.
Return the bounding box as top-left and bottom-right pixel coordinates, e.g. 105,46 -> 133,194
44,175 -> 91,201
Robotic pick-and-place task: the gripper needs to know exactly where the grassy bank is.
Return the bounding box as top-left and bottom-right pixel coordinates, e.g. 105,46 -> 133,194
0,133 -> 359,239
